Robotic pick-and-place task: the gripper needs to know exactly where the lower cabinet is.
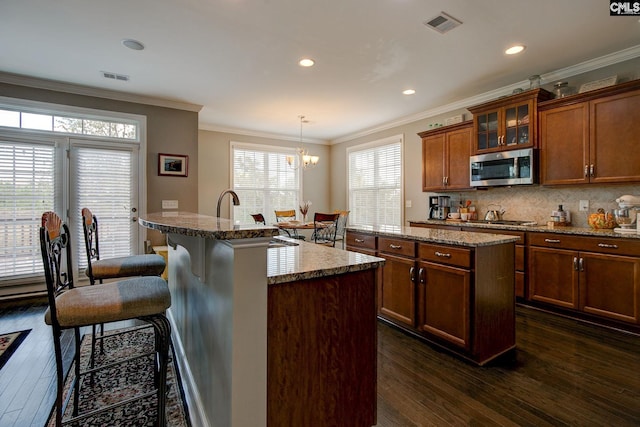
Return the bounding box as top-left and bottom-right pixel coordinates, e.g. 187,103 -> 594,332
347,230 -> 515,365
528,233 -> 640,325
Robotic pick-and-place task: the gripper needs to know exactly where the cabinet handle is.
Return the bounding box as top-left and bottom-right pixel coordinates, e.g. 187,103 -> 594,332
573,257 -> 578,271
435,251 -> 451,258
418,267 -> 425,284
579,257 -> 584,272
354,238 -> 365,243
409,266 -> 416,282
590,164 -> 595,177
597,243 -> 618,249
389,244 -> 402,249
584,165 -> 589,177
544,238 -> 561,244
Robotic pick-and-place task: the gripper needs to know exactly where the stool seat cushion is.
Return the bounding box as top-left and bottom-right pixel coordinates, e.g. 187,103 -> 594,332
45,276 -> 171,328
87,254 -> 165,280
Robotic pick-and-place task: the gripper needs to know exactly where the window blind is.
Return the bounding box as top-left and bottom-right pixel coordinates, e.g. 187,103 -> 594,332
73,146 -> 133,270
348,139 -> 402,228
0,141 -> 55,278
232,145 -> 300,225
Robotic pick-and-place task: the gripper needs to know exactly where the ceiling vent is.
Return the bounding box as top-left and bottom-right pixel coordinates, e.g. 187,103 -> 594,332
423,12 -> 462,34
101,71 -> 130,82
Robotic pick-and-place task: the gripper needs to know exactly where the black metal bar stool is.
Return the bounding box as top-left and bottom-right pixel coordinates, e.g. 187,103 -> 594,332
40,211 -> 172,426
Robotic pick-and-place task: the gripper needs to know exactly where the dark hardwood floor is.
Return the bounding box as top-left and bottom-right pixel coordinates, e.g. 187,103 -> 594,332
1,299 -> 639,426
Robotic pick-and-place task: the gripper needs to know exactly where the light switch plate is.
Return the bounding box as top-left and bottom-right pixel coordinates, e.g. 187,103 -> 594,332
162,200 -> 179,209
405,200 -> 412,208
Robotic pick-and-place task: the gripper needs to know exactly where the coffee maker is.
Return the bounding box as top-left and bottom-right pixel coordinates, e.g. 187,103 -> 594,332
428,196 -> 450,220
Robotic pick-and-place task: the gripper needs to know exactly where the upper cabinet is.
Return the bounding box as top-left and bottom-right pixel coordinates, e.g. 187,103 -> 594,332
418,121 -> 473,192
468,89 -> 553,154
539,79 -> 640,185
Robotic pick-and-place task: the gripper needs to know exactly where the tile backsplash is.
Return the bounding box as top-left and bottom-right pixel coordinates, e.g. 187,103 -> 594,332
440,184 -> 639,228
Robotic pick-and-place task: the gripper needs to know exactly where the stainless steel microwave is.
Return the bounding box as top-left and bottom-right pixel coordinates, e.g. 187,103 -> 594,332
470,148 -> 535,187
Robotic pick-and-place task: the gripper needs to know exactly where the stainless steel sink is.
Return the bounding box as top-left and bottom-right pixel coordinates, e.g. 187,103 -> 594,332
268,239 -> 300,248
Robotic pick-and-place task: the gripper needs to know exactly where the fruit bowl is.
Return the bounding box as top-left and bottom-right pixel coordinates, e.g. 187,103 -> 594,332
588,209 -> 617,229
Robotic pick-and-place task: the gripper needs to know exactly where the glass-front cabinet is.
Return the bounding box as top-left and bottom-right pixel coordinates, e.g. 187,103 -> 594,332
469,89 -> 552,154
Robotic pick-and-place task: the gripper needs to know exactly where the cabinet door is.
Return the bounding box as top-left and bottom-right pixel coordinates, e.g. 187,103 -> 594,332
416,261 -> 470,349
474,110 -> 500,152
590,89 -> 640,184
504,101 -> 533,148
422,134 -> 445,191
445,126 -> 472,189
539,103 -> 590,185
379,253 -> 416,327
580,252 -> 640,324
528,246 -> 579,309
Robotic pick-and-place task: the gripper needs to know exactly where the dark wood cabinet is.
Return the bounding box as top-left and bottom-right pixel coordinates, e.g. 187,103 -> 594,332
418,121 -> 472,191
528,232 -> 640,324
468,89 -> 552,154
539,80 -> 640,185
377,237 -> 417,327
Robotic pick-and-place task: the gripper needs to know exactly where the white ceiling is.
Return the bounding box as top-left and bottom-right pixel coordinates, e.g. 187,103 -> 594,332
1,0 -> 639,142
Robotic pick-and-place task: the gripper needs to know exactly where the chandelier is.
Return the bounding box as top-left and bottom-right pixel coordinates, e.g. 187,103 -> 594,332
287,115 -> 319,170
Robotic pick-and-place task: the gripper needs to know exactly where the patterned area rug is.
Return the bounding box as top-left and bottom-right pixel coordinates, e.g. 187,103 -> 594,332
0,329 -> 30,370
47,326 -> 190,426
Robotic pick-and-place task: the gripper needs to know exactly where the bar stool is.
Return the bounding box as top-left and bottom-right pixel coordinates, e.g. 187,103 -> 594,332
81,207 -> 166,360
40,211 -> 171,426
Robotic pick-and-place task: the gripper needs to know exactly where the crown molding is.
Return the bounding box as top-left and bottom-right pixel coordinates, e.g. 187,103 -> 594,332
0,71 -> 203,113
199,122 -> 329,145
331,44 -> 640,145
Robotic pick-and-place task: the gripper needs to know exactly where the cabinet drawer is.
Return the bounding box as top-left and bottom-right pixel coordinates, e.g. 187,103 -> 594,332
346,232 -> 376,250
418,243 -> 472,269
529,232 -> 640,256
378,237 -> 416,257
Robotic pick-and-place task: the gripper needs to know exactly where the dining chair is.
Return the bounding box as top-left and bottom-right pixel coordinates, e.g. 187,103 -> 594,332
333,210 -> 350,249
274,209 -> 297,238
40,211 -> 171,427
81,207 -> 166,361
251,213 -> 266,224
312,212 -> 340,247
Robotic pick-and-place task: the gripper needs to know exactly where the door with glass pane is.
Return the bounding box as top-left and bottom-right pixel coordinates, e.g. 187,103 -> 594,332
69,139 -> 139,271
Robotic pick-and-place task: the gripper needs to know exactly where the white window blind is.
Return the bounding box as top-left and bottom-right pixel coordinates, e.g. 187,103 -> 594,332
348,137 -> 403,228
0,140 -> 56,278
232,144 -> 301,225
72,146 -> 134,270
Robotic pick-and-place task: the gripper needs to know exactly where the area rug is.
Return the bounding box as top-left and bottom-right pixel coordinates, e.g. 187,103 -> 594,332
0,329 -> 30,370
47,326 -> 190,426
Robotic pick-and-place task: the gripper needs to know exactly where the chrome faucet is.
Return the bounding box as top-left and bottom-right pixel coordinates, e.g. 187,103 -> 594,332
216,189 -> 240,218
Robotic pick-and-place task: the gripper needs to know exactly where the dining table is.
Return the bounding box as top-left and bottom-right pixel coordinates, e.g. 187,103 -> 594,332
275,221 -> 317,239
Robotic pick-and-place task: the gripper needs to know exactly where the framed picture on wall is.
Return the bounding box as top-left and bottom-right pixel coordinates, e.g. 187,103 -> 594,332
158,153 -> 188,177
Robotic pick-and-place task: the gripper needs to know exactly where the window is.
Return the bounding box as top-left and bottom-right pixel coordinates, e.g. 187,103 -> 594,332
0,98 -> 145,287
0,140 -> 57,278
348,135 -> 403,228
231,142 -> 301,225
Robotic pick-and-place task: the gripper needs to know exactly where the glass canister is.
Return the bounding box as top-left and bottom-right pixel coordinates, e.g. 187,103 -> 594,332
528,75 -> 541,89
554,81 -> 574,98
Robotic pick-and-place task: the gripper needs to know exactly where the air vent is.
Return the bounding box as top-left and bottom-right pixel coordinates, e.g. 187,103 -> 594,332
423,12 -> 462,34
101,71 -> 130,82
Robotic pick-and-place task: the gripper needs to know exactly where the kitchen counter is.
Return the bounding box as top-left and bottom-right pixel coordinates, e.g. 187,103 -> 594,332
410,219 -> 640,240
347,224 -> 520,246
139,212 -> 383,427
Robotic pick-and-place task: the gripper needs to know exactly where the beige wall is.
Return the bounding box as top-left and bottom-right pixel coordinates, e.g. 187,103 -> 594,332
330,57 -> 640,228
0,82 -> 199,246
198,130 -> 330,219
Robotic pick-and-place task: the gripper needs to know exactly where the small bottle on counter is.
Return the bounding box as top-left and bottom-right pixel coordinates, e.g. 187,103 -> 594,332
557,205 -> 567,224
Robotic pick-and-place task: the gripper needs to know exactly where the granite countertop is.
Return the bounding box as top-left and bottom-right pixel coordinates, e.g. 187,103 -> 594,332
347,224 -> 520,247
410,219 -> 640,240
140,211 -> 279,240
267,237 -> 385,285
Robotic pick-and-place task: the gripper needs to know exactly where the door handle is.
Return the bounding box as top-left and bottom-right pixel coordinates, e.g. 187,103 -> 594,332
418,267 -> 425,284
409,266 -> 416,282
389,244 -> 402,249
579,257 -> 584,272
573,257 -> 578,271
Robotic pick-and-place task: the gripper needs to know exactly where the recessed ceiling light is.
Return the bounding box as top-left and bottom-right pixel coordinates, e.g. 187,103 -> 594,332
505,45 -> 526,55
403,89 -> 416,95
122,39 -> 145,51
298,58 -> 315,67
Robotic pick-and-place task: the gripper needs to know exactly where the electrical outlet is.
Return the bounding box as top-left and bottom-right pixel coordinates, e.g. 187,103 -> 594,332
405,200 -> 412,208
579,200 -> 589,212
162,200 -> 179,209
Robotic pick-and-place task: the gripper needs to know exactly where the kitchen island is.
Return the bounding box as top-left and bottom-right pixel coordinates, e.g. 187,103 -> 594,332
346,224 -> 520,365
139,212 -> 385,427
